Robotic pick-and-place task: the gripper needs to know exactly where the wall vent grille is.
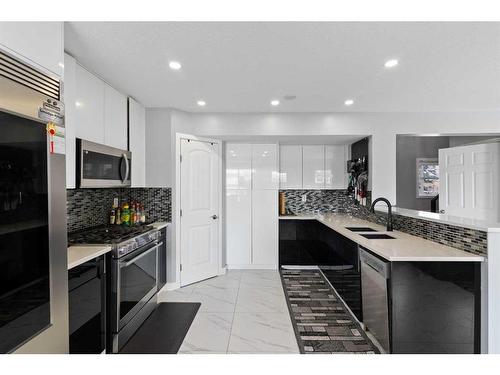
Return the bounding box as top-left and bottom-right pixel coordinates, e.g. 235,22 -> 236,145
0,50 -> 60,100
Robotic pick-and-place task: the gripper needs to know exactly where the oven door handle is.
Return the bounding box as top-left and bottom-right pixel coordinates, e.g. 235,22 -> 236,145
119,243 -> 159,268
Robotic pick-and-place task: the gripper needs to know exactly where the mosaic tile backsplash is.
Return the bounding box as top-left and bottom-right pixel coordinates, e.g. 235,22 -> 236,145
67,187 -> 171,233
281,189 -> 488,256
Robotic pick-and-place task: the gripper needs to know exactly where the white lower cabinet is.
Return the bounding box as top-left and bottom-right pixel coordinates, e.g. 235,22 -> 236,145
225,189 -> 252,266
251,190 -> 278,266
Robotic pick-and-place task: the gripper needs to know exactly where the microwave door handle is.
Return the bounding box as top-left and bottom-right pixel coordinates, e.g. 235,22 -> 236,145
122,153 -> 129,184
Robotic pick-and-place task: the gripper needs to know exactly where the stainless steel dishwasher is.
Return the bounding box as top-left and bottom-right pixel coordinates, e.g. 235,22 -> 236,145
360,247 -> 391,353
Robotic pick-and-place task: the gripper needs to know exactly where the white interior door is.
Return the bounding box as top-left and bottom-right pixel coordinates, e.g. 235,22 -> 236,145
439,142 -> 499,221
180,138 -> 220,286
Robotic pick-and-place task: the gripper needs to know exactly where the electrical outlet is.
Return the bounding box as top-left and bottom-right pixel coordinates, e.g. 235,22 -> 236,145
301,194 -> 307,203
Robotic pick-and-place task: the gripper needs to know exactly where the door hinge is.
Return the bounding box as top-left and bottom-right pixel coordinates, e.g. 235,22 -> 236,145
180,264 -> 183,272
180,209 -> 183,217
180,154 -> 182,163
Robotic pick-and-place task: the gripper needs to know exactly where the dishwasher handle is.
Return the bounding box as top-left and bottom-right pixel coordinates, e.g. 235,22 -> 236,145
359,247 -> 390,279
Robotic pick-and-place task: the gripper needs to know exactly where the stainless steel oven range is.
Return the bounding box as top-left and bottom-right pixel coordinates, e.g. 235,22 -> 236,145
68,225 -> 160,353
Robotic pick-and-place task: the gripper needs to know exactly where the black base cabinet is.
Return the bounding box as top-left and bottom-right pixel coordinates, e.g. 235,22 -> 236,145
68,256 -> 106,354
279,219 -> 362,321
389,261 -> 481,354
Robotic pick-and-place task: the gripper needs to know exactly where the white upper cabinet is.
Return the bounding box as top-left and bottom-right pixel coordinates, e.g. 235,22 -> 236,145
325,145 -> 348,189
226,143 -> 252,189
104,84 -> 128,150
75,63 -> 105,144
280,145 -> 303,189
0,22 -> 63,77
252,144 -> 279,190
129,98 -> 146,187
302,145 -> 325,189
63,53 -> 77,188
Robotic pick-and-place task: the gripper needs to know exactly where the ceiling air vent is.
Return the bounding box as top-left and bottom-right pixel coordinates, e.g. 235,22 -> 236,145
0,50 -> 60,100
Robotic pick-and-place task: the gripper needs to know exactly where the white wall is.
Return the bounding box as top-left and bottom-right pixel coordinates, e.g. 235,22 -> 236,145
145,108 -> 194,188
168,111 -> 500,204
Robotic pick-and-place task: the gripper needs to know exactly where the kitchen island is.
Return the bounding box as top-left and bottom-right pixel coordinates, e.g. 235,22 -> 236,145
279,212 -> 483,354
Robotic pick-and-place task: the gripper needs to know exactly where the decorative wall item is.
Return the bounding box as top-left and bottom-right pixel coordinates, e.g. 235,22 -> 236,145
67,188 -> 171,233
416,158 -> 439,198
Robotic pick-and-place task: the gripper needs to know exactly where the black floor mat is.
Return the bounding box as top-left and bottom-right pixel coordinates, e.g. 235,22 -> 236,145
119,302 -> 200,354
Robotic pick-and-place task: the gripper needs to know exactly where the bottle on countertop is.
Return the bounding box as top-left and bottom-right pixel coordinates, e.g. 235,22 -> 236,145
130,203 -> 136,226
116,207 -> 122,225
140,204 -> 146,223
109,208 -> 116,225
122,203 -> 130,226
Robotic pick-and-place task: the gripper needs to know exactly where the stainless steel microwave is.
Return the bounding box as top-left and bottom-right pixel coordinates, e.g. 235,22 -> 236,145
77,139 -> 132,188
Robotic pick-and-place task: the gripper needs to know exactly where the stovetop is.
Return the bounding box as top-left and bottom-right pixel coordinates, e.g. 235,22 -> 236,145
68,225 -> 155,245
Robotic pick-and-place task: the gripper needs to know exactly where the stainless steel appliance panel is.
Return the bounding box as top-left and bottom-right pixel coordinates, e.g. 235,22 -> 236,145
360,247 -> 390,353
0,48 -> 68,354
77,139 -> 131,188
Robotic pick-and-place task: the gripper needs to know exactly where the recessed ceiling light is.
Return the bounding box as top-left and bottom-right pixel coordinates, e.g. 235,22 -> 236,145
169,61 -> 182,70
58,62 -> 64,68
384,59 -> 399,68
197,100 -> 206,107
344,99 -> 354,106
75,101 -> 82,108
271,100 -> 280,106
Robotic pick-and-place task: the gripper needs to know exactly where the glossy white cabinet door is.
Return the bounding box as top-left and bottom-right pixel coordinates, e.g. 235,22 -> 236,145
63,53 -> 77,188
104,84 -> 127,150
129,98 -> 146,187
226,143 -> 252,189
252,144 -> 279,190
226,189 -> 252,266
325,145 -> 348,189
251,190 -> 278,267
280,145 -> 303,189
0,22 -> 63,77
75,64 -> 105,143
303,145 -> 325,189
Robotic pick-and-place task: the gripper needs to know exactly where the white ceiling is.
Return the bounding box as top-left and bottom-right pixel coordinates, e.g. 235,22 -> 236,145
64,22 -> 500,113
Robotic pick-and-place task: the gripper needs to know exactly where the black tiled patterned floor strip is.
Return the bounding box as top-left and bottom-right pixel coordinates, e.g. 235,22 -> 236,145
280,269 -> 379,354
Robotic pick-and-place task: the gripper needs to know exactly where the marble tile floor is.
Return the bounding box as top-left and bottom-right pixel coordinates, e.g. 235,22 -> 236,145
158,269 -> 299,354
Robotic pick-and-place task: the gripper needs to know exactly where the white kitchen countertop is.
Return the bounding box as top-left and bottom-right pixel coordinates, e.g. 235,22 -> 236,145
377,206 -> 500,232
67,245 -> 112,270
150,221 -> 169,230
279,212 -> 484,262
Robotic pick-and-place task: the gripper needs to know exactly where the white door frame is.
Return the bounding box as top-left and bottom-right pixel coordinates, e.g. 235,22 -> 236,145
174,133 -> 225,288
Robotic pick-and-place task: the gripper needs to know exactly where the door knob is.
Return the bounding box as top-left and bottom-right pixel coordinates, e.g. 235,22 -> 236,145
211,215 -> 218,220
